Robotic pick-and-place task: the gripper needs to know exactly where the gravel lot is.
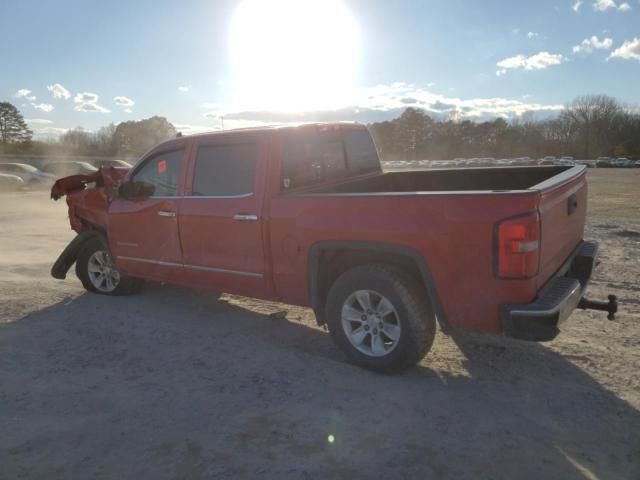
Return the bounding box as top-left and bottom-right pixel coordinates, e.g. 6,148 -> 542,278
1,169 -> 639,479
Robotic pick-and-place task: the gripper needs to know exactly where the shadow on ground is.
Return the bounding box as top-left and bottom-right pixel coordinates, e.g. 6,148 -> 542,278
1,283 -> 638,480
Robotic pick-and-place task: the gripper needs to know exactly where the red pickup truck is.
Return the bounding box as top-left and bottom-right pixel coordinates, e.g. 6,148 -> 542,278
50,123 -> 614,372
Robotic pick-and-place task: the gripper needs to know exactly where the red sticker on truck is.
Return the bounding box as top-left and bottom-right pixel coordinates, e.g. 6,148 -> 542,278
157,160 -> 166,173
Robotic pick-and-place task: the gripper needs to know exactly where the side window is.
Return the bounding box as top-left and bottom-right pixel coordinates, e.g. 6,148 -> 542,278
192,143 -> 257,196
343,130 -> 380,174
281,128 -> 346,189
131,149 -> 183,197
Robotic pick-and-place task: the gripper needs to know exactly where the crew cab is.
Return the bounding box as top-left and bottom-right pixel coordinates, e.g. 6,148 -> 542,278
50,123 -> 612,372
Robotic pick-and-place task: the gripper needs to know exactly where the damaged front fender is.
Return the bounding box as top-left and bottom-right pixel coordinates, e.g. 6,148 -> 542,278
51,230 -> 102,279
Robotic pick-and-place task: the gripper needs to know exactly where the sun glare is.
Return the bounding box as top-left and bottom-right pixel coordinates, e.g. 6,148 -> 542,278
229,0 -> 361,112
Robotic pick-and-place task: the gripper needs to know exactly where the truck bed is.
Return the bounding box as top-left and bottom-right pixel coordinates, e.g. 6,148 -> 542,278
271,164 -> 587,334
304,166 -> 573,194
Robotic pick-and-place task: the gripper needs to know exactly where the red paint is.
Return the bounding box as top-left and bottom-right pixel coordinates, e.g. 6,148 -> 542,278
52,124 -> 588,335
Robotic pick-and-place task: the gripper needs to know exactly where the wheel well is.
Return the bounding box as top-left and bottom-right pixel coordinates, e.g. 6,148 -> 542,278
310,245 -> 436,326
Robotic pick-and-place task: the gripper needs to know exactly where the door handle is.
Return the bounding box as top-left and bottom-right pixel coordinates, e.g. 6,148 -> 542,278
158,210 -> 176,217
233,214 -> 258,221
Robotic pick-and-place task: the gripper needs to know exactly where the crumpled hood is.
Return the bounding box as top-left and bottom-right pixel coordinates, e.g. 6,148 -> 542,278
50,166 -> 130,232
50,166 -> 129,201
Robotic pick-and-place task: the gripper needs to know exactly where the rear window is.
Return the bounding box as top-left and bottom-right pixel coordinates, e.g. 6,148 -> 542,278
281,128 -> 347,189
192,143 -> 257,196
343,130 -> 380,174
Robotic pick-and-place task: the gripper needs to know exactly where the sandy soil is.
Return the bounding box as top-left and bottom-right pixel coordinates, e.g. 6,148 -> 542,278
0,169 -> 638,479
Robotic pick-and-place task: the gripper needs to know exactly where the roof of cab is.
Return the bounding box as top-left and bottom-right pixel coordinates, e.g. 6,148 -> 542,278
152,121 -> 367,151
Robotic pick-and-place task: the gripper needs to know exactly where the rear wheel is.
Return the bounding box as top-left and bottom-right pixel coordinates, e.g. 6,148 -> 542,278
326,264 -> 436,373
76,236 -> 143,295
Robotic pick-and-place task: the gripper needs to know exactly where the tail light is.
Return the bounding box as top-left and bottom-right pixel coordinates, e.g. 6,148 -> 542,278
495,212 -> 540,279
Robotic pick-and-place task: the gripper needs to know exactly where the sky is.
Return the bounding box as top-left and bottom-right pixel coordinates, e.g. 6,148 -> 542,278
1,0 -> 639,139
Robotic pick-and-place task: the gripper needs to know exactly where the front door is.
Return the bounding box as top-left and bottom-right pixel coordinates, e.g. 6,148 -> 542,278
178,135 -> 268,297
109,148 -> 186,281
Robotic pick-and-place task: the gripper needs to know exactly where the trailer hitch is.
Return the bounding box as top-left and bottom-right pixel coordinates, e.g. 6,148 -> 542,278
578,295 -> 618,320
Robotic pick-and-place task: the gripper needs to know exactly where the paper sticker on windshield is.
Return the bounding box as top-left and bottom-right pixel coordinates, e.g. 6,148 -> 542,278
157,160 -> 166,173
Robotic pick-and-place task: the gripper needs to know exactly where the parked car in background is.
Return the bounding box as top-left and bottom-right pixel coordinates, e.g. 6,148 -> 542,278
0,173 -> 26,191
538,157 -> 555,165
596,157 -> 612,168
556,158 -> 575,167
634,160 -> 640,168
92,159 -> 133,169
0,162 -> 55,184
613,158 -> 633,168
496,159 -> 514,166
575,160 -> 596,168
41,161 -> 98,177
430,160 -> 449,168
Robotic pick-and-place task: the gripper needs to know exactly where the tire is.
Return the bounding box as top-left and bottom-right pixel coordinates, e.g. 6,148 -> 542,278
326,264 -> 436,373
75,235 -> 143,296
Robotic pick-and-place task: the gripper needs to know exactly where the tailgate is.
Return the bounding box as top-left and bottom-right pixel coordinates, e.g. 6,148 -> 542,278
535,166 -> 587,288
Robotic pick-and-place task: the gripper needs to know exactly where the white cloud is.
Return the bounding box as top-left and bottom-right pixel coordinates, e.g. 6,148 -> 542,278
74,92 -> 99,103
206,82 -> 565,125
527,32 -> 539,39
32,103 -> 54,113
594,0 -> 616,9
593,0 -> 632,10
177,85 -> 192,92
74,102 -> 110,113
25,118 -> 54,125
15,89 -> 36,101
496,52 -> 564,75
573,35 -> 613,53
609,37 -> 640,61
73,92 -> 110,113
47,83 -> 70,100
573,0 -> 584,11
113,96 -> 135,107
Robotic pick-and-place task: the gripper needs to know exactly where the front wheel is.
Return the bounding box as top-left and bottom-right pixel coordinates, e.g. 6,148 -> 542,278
75,236 -> 143,295
326,264 -> 436,373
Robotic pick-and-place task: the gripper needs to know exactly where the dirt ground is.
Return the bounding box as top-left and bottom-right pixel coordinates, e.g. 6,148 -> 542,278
0,169 -> 638,479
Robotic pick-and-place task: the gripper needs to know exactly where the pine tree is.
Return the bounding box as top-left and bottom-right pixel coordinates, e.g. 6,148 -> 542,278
0,102 -> 33,145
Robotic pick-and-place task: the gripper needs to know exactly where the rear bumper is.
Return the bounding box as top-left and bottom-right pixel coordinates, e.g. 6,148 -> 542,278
501,241 -> 597,341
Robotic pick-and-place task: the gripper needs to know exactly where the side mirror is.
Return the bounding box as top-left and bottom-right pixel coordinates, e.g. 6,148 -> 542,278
118,180 -> 155,200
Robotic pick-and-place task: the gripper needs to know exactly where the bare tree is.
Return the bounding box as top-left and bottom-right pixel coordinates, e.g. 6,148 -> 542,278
562,95 -> 621,158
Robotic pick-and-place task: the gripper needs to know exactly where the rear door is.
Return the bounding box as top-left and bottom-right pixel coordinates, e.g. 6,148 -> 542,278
536,167 -> 588,287
178,134 -> 268,297
109,148 -> 186,281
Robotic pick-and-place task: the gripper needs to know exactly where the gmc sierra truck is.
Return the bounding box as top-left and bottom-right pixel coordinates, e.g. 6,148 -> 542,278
50,123 -> 616,372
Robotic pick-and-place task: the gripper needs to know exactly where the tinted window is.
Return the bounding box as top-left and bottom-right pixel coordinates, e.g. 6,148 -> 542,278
344,130 -> 380,174
192,143 -> 257,196
131,149 -> 183,196
281,128 -> 346,189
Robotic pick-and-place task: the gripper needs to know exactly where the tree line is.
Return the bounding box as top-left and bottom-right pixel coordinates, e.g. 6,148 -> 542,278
0,101 -> 177,159
369,95 -> 640,161
1,94 -> 639,160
